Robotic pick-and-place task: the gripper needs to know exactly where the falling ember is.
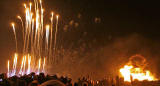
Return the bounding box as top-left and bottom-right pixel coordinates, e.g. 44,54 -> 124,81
119,55 -> 157,82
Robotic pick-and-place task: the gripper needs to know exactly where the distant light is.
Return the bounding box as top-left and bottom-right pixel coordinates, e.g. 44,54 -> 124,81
11,22 -> 15,26
56,15 -> 59,19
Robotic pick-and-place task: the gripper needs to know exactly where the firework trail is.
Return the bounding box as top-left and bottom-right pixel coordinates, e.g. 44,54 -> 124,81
27,55 -> 31,75
11,23 -> 18,52
23,56 -> 27,75
12,53 -> 18,76
49,12 -> 54,64
31,19 -> 34,57
17,16 -> 25,40
53,15 -> 59,62
38,58 -> 41,74
7,60 -> 10,77
45,25 -> 50,56
42,58 -> 46,73
19,56 -> 24,75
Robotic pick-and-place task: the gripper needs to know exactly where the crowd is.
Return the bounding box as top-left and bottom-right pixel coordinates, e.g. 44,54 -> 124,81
0,73 -> 160,86
0,72 -> 72,86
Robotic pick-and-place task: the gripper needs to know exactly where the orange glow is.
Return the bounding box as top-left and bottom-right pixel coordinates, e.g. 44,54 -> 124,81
56,15 -> 59,19
11,22 -> 15,27
17,16 -> 21,19
119,55 -> 157,82
120,65 -> 157,82
51,12 -> 54,16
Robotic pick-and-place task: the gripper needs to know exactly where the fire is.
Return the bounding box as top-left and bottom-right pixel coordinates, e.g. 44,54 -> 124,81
120,65 -> 156,82
119,55 -> 157,82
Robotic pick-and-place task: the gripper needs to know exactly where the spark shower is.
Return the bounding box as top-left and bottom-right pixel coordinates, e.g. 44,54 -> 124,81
8,0 -> 59,77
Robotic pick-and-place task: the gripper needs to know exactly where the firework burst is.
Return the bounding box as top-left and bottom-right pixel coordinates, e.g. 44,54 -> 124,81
8,0 -> 59,77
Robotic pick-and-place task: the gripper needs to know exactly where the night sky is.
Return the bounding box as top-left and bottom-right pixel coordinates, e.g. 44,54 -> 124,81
0,0 -> 160,78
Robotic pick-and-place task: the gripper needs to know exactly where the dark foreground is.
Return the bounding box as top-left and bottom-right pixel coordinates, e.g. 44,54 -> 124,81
0,73 -> 160,86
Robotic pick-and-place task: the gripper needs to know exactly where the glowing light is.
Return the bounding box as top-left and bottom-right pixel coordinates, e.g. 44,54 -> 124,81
11,23 -> 15,27
120,55 -> 158,82
42,8 -> 44,13
120,65 -> 133,82
51,12 -> 54,16
120,65 -> 157,82
7,60 -> 10,77
30,3 -> 32,11
17,16 -> 21,19
27,55 -> 32,74
54,14 -> 59,53
38,58 -> 42,74
24,3 -> 27,8
40,0 -> 42,4
56,15 -> 59,20
23,56 -> 27,75
12,53 -> 18,76
50,12 -> 54,21
42,58 -> 46,73
46,25 -> 50,43
19,56 -> 25,75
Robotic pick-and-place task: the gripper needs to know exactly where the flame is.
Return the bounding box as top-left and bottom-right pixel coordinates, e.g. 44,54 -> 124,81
120,55 -> 157,82
120,65 -> 157,82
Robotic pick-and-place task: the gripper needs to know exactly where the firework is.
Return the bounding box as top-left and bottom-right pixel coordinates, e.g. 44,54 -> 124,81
45,25 -> 50,56
7,0 -> 60,76
23,56 -> 27,75
11,23 -> 18,52
11,53 -> 18,76
19,56 -> 24,75
53,15 -> 59,62
37,58 -> 41,74
42,57 -> 46,73
49,12 -> 54,63
27,55 -> 31,75
7,60 -> 10,77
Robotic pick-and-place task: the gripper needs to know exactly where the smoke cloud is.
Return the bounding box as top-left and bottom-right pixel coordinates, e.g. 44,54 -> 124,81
48,34 -> 160,81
